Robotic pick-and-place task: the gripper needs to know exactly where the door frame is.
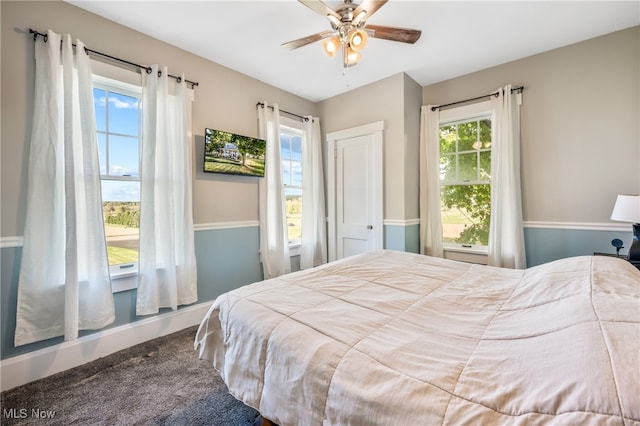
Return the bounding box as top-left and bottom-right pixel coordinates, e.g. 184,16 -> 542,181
326,121 -> 384,261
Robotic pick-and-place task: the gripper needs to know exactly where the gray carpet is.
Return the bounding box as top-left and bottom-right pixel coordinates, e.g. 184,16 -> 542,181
1,327 -> 260,425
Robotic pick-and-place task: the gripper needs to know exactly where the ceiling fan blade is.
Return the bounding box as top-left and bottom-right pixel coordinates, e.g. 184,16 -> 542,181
353,0 -> 388,24
298,0 -> 342,21
365,24 -> 421,44
282,30 -> 335,50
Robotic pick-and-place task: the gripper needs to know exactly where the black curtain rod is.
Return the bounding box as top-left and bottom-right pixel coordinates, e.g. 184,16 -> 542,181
256,102 -> 311,122
430,86 -> 524,111
29,28 -> 199,89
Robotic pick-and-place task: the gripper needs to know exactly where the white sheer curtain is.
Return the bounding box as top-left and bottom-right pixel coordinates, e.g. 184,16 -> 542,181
15,30 -> 115,346
419,105 -> 444,257
488,85 -> 526,269
258,102 -> 290,279
300,117 -> 327,269
137,65 -> 198,315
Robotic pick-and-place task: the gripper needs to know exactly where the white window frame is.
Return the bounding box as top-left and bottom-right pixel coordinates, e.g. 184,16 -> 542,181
439,101 -> 492,257
280,116 -> 304,256
93,74 -> 142,290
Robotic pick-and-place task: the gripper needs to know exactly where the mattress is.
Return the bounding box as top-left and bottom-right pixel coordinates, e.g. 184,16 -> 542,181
195,250 -> 640,425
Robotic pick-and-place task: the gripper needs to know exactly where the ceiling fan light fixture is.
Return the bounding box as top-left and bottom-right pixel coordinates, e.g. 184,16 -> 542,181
348,29 -> 368,52
323,36 -> 341,57
282,0 -> 422,71
344,45 -> 361,67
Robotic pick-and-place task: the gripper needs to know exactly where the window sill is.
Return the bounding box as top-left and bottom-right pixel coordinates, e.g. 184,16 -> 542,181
444,245 -> 488,255
443,245 -> 488,265
289,243 -> 301,257
110,264 -> 138,293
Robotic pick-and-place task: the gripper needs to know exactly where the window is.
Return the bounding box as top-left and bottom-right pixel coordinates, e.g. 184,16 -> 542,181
93,76 -> 141,275
439,111 -> 492,250
280,119 -> 303,246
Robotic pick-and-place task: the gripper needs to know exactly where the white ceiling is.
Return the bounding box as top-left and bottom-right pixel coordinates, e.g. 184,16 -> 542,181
68,1 -> 639,102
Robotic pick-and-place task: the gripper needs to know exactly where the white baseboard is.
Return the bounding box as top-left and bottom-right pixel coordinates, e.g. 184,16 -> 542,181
0,301 -> 212,392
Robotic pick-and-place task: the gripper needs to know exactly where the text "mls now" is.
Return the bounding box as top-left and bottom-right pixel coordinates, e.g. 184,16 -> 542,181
3,408 -> 56,419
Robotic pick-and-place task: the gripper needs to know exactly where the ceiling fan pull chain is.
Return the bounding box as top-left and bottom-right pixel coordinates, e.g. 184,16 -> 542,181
342,67 -> 351,88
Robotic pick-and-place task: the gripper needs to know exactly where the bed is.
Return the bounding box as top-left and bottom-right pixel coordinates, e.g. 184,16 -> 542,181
195,250 -> 639,425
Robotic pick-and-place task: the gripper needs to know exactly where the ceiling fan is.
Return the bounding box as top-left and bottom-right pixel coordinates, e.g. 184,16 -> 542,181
282,0 -> 421,68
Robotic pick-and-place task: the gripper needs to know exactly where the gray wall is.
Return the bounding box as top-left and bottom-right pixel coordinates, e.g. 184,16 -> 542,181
422,26 -> 640,224
403,74 -> 422,222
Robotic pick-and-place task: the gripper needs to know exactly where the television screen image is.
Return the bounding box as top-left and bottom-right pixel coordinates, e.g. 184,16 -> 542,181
204,128 -> 266,177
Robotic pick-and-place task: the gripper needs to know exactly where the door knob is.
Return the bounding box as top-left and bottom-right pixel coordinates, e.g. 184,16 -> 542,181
367,225 -> 373,230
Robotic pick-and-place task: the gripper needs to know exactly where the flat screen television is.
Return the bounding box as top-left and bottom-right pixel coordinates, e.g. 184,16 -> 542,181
203,128 -> 266,177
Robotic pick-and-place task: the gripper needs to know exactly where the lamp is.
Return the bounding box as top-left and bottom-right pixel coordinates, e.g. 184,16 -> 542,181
343,46 -> 361,67
322,36 -> 341,58
324,27 -> 369,68
610,194 -> 640,261
347,29 -> 368,52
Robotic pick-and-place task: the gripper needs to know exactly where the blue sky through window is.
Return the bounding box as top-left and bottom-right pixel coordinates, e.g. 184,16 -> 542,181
281,132 -> 302,193
101,180 -> 140,202
94,87 -> 141,202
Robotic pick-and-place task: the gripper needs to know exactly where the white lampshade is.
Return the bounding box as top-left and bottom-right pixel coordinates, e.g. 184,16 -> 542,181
348,29 -> 368,52
322,36 -> 341,58
343,46 -> 361,67
611,194 -> 640,223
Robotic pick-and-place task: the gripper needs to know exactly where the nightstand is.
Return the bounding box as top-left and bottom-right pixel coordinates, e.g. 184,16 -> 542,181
593,252 -> 640,271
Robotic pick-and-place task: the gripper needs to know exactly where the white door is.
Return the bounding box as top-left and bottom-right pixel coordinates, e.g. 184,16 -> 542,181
327,122 -> 383,261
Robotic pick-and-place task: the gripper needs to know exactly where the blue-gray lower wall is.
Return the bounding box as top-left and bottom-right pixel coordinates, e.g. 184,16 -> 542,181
524,227 -> 634,267
1,223 -> 633,360
384,223 -> 633,268
0,225 -> 263,360
195,226 -> 262,302
384,224 -> 420,253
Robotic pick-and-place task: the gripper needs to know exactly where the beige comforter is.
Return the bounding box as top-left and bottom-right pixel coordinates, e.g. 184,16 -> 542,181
195,250 -> 640,425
